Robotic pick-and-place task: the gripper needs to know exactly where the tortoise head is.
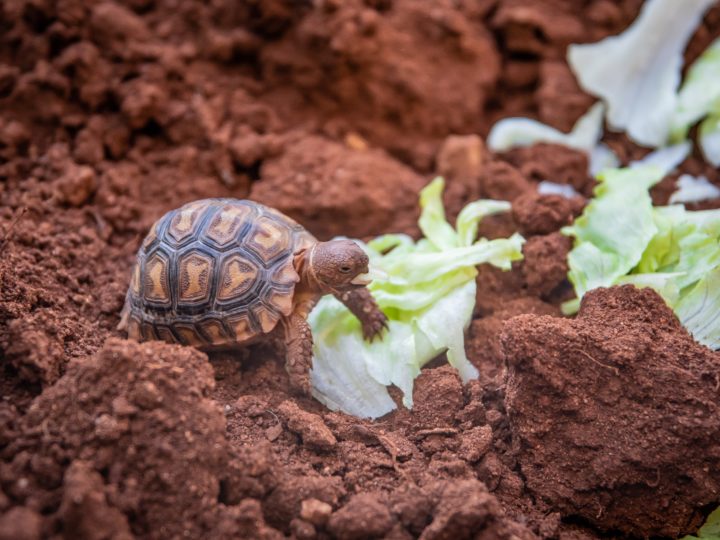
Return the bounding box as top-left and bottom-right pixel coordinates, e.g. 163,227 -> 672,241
305,239 -> 371,292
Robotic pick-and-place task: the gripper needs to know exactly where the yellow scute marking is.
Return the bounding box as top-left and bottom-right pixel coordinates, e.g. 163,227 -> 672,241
175,326 -> 204,347
145,256 -> 169,301
254,220 -> 284,250
175,210 -> 195,232
142,222 -> 158,248
218,256 -> 257,300
169,203 -> 205,240
130,264 -> 141,295
206,206 -> 249,244
179,254 -> 212,301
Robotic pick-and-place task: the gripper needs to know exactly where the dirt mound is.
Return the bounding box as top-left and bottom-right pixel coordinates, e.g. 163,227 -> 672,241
503,285 -> 720,537
0,338 -> 281,539
252,134 -> 425,239
261,0 -> 501,169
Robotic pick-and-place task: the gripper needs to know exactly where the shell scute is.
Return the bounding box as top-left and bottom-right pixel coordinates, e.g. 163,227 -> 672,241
246,216 -> 291,264
143,251 -> 171,306
217,254 -> 259,302
173,323 -> 206,347
203,203 -> 254,249
166,201 -> 207,246
226,311 -> 256,342
198,319 -> 229,343
177,249 -> 214,305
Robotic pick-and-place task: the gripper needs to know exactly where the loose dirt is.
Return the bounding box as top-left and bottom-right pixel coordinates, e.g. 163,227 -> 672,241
2,1 -> 720,539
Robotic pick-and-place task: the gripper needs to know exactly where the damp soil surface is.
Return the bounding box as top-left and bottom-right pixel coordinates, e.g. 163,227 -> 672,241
2,1 -> 720,539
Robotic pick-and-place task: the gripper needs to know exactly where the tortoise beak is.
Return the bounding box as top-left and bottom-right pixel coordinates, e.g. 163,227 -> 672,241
351,267 -> 388,286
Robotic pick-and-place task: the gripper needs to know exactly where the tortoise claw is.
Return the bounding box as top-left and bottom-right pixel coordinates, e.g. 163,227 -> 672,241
362,312 -> 388,342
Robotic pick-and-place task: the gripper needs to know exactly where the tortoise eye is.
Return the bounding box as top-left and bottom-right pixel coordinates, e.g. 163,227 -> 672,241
340,266 -> 351,273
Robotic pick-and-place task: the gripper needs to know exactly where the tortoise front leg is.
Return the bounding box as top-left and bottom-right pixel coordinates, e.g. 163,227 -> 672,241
283,312 -> 314,397
334,287 -> 388,341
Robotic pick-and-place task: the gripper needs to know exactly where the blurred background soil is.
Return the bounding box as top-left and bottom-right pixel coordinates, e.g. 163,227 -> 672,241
1,0 -> 720,539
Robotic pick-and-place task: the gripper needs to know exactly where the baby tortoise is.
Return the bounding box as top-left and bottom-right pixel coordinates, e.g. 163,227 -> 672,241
118,198 -> 387,395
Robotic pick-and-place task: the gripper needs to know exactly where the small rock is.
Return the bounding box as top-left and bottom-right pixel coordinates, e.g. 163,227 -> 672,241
512,191 -> 574,236
55,164 -> 97,207
300,498 -> 332,526
130,381 -> 163,409
437,134 -> 486,182
91,2 -> 150,43
74,127 -> 105,165
94,414 -> 126,442
277,401 -> 337,451
265,422 -> 283,442
327,493 -> 394,540
458,425 -> 493,463
290,518 -> 316,540
111,396 -> 138,416
480,160 -> 531,201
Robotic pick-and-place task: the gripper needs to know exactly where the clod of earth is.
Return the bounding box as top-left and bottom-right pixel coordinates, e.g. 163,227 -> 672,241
503,285 -> 720,537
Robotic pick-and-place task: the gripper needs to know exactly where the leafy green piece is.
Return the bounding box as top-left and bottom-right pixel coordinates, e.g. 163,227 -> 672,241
487,102 -> 605,153
563,164 -> 720,350
561,166 -> 664,310
669,174 -> 720,204
671,37 -> 720,142
681,507 -> 720,540
310,178 -> 524,418
670,35 -> 720,165
700,112 -> 720,166
568,0 -> 715,147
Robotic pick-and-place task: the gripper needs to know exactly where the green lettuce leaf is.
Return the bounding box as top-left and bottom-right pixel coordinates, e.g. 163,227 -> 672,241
563,164 -> 720,350
681,507 -> 720,540
561,166 -> 664,309
310,178 -> 524,418
671,37 -> 720,142
699,112 -> 720,166
670,35 -> 720,165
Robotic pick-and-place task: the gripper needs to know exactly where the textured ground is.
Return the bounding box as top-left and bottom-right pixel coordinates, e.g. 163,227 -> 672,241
2,0 -> 720,539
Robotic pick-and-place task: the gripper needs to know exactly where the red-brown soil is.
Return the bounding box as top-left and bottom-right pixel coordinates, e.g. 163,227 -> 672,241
2,1 -> 720,539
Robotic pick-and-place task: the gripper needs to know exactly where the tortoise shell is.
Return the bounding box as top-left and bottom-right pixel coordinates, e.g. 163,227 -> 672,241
121,198 -> 315,348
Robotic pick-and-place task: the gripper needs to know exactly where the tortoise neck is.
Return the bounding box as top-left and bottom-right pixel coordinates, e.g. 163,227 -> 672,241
296,245 -> 325,294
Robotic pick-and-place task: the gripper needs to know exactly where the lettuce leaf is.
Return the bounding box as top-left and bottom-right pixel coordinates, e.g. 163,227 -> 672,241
487,102 -> 605,154
568,0 -> 715,147
700,113 -> 720,166
563,164 -> 720,350
669,174 -> 720,204
309,178 -> 524,418
671,37 -> 720,142
681,507 -> 720,540
562,166 -> 664,307
670,35 -> 720,165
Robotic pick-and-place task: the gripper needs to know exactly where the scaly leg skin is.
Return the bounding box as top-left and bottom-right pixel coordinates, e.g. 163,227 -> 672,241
334,287 -> 388,341
283,312 -> 314,397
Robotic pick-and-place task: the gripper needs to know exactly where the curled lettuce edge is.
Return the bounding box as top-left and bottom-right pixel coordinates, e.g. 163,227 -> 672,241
309,177 -> 525,418
486,101 -> 605,154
